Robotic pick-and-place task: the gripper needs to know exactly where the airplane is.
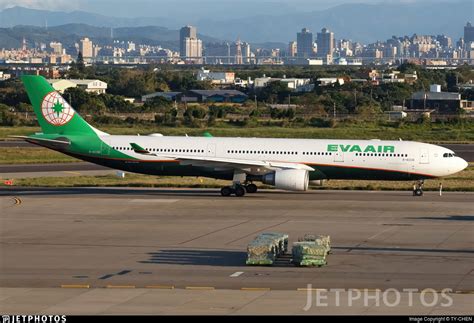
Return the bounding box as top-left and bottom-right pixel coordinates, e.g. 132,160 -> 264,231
13,75 -> 468,197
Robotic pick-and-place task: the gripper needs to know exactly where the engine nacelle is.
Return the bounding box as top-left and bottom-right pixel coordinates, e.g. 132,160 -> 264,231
262,169 -> 309,191
309,180 -> 326,186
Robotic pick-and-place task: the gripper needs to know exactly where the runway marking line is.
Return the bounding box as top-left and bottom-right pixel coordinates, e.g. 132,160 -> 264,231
185,286 -> 215,290
230,271 -> 244,277
63,171 -> 82,176
146,285 -> 175,289
130,199 -> 179,203
241,287 -> 270,291
106,285 -> 136,289
61,284 -> 90,289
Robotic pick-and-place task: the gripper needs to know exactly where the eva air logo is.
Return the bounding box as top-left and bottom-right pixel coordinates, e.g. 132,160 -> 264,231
41,91 -> 75,126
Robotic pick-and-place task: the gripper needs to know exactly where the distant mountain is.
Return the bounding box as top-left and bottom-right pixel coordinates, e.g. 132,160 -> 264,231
0,6 -> 176,29
0,24 -> 220,51
196,0 -> 474,43
0,2 -> 472,45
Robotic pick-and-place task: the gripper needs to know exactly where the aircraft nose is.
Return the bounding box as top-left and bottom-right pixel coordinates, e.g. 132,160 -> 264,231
458,157 -> 468,172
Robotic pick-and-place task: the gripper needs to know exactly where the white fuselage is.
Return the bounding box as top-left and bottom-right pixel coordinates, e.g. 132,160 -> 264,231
101,136 -> 468,180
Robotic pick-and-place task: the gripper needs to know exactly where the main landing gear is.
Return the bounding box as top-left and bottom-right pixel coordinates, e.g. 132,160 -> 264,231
221,171 -> 258,197
220,183 -> 258,197
413,180 -> 424,196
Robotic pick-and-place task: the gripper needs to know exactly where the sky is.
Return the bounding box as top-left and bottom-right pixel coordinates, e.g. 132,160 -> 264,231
0,0 -> 437,17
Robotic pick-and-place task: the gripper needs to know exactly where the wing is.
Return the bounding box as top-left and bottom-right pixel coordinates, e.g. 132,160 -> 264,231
172,155 -> 314,174
129,143 -> 314,174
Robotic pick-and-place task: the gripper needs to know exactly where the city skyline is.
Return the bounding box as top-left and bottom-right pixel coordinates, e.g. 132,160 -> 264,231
1,21 -> 472,67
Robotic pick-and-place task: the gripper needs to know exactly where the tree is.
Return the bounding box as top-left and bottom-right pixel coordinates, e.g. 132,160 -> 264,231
257,82 -> 292,104
76,51 -> 85,73
142,96 -> 173,113
184,106 -> 207,119
67,52 -> 86,78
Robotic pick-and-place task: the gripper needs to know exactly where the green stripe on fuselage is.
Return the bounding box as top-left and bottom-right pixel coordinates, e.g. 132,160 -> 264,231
62,152 -> 431,181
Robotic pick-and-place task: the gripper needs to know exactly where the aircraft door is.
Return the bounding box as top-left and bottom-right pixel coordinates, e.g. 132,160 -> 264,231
207,144 -> 216,157
334,151 -> 344,162
419,148 -> 429,164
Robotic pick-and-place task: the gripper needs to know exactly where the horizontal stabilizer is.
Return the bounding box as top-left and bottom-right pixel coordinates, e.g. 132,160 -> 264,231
9,136 -> 71,149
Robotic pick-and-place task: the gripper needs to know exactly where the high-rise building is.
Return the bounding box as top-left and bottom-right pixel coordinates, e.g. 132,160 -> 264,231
242,42 -> 252,64
227,40 -> 252,64
182,38 -> 202,61
205,42 -> 230,64
127,41 -> 136,52
234,39 -> 243,65
288,41 -> 297,57
297,28 -> 314,58
436,35 -> 452,48
180,25 -> 197,40
317,28 -> 334,56
383,45 -> 397,58
80,38 -> 93,58
205,42 -> 231,64
464,22 -> 474,44
93,45 -> 101,57
50,42 -> 63,55
180,25 -> 202,62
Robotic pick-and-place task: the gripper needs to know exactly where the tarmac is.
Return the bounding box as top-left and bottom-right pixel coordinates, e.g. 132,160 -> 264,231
0,188 -> 473,314
0,162 -> 113,179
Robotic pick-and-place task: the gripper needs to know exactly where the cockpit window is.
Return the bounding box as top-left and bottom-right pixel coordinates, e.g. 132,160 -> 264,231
443,153 -> 456,158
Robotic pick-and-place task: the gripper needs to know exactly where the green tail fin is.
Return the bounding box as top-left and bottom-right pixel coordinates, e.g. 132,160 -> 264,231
21,75 -> 103,136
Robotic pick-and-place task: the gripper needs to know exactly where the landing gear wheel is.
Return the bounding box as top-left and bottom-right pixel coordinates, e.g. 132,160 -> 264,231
413,180 -> 424,197
414,189 -> 423,196
221,186 -> 232,197
234,185 -> 246,197
245,184 -> 258,193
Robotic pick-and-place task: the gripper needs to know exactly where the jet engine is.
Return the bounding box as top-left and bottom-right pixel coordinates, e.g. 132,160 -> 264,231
309,180 -> 326,186
262,169 -> 309,191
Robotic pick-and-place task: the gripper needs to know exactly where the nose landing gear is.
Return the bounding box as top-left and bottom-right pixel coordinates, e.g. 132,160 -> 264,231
412,180 -> 424,196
